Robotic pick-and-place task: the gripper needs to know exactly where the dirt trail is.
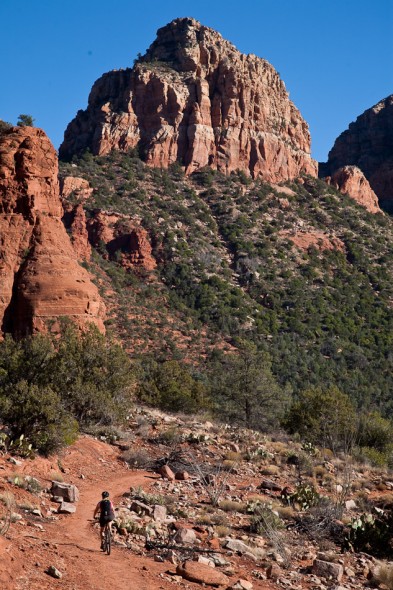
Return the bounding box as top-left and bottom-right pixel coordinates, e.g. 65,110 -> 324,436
1,437 -> 274,590
3,438 -> 178,590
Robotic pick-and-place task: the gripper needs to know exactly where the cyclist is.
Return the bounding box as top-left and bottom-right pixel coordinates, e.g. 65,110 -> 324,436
93,491 -> 115,550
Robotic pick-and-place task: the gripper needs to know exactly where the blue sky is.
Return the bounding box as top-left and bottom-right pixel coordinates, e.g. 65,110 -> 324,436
1,0 -> 392,162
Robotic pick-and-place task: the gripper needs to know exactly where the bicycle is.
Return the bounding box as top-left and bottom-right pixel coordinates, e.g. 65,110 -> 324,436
102,522 -> 111,555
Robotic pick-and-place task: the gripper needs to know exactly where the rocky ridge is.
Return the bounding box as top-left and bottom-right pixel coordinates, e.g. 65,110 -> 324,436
0,126 -> 105,337
60,17 -> 317,182
322,95 -> 393,210
325,165 -> 381,214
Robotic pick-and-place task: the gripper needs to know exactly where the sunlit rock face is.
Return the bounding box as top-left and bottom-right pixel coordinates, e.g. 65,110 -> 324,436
0,126 -> 105,337
60,18 -> 317,183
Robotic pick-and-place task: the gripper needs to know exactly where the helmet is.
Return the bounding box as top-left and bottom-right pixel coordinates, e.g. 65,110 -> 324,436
102,491 -> 109,498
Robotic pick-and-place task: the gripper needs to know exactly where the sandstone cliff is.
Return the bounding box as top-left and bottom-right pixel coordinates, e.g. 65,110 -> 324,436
0,126 -> 105,336
60,18 -> 317,182
322,95 -> 393,209
325,166 -> 381,214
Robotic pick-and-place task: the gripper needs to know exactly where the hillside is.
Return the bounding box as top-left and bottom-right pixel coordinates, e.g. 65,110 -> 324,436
59,149 -> 393,413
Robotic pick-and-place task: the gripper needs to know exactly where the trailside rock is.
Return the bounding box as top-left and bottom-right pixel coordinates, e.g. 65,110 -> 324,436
0,126 -> 105,337
58,501 -> 77,514
322,95 -> 393,208
312,559 -> 343,582
50,481 -> 80,503
46,566 -> 62,579
176,560 -> 230,587
325,166 -> 381,214
159,465 -> 175,481
60,18 -> 317,183
174,527 -> 197,544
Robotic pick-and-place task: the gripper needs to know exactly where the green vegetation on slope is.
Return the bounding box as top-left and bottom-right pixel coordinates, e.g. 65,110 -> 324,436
59,150 -> 393,417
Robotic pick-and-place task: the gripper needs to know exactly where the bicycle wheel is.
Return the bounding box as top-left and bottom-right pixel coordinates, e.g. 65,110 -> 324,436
105,526 -> 111,555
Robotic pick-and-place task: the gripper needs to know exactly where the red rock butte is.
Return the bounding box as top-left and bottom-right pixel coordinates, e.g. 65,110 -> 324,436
0,126 -> 105,337
322,95 -> 393,209
60,17 -> 317,183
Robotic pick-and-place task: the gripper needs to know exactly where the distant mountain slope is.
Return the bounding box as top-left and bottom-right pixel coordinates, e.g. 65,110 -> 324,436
59,17 -> 316,182
59,150 -> 393,412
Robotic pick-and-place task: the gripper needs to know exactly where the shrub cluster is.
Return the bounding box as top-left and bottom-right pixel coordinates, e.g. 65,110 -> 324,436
0,321 -> 134,455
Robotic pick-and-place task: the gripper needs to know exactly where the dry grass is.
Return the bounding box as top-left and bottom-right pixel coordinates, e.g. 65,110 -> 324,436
219,500 -> 246,513
274,505 -> 296,520
215,525 -> 231,538
122,448 -> 151,468
50,471 -> 64,482
224,451 -> 242,462
374,562 -> 393,589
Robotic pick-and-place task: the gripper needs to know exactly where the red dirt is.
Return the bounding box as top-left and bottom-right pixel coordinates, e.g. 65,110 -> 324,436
0,437 -> 275,590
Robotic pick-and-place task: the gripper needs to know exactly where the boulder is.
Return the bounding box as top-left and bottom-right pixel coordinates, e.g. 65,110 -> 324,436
50,482 -> 79,503
58,502 -> 77,514
229,580 -> 253,590
312,559 -> 343,582
152,504 -> 167,521
176,560 -> 230,587
175,471 -> 190,481
174,527 -> 197,544
159,465 -> 175,481
130,500 -> 152,516
46,566 -> 62,579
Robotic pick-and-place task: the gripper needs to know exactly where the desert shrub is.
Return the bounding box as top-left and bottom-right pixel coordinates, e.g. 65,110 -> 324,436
122,448 -> 151,468
357,411 -> 393,452
283,386 -> 357,452
210,341 -> 291,431
290,483 -> 321,510
354,446 -> 390,467
249,502 -> 284,534
130,486 -> 169,506
138,358 -> 210,414
0,323 -> 134,454
345,509 -> 393,557
0,381 -> 78,455
155,426 -> 182,445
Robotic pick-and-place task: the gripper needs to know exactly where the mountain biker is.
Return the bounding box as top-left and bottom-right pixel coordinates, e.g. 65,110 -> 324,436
93,491 -> 115,549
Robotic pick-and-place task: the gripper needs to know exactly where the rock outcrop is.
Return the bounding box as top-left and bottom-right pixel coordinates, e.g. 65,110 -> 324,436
325,166 -> 381,214
85,211 -> 156,271
60,18 -> 317,182
62,203 -> 92,260
321,95 -> 393,208
0,126 -> 105,337
60,176 -> 93,201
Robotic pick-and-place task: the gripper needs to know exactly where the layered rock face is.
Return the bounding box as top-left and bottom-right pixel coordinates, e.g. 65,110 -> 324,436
322,95 -> 393,208
60,18 -> 317,182
85,211 -> 156,271
325,166 -> 381,214
0,127 -> 105,336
